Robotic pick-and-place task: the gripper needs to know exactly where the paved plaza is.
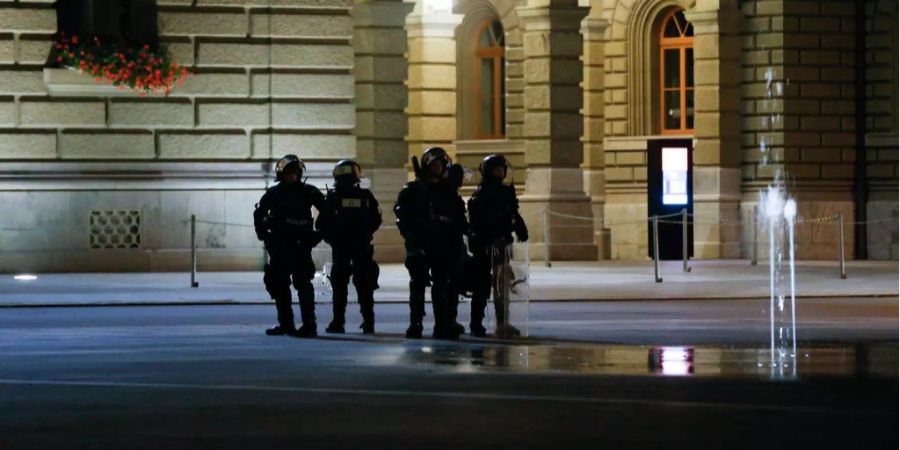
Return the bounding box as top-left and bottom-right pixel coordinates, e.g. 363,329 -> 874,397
1,260 -> 897,449
0,260 -> 895,306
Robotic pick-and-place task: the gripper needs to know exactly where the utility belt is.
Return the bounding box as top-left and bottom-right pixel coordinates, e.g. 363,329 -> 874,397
268,218 -> 320,247
330,236 -> 375,249
273,217 -> 312,233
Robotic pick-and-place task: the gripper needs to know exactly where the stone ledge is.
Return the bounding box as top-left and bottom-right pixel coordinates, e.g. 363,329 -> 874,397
454,139 -> 525,155
0,161 -> 337,191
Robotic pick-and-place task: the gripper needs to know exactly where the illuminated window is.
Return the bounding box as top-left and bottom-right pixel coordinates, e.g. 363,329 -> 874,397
476,19 -> 505,139
659,9 -> 693,134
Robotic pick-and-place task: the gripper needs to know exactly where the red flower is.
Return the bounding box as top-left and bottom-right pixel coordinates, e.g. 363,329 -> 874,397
53,36 -> 190,94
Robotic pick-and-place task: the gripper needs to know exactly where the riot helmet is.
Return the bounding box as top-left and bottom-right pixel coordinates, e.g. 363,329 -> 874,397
480,154 -> 509,181
332,159 -> 362,185
421,147 -> 451,179
275,154 -> 305,182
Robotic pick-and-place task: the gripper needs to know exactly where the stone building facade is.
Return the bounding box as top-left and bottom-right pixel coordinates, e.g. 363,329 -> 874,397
0,0 -> 896,272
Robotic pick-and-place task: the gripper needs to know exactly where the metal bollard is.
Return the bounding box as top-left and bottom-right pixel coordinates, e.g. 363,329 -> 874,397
837,212 -> 846,279
652,215 -> 662,283
751,206 -> 758,266
681,208 -> 691,273
543,206 -> 551,268
190,214 -> 199,288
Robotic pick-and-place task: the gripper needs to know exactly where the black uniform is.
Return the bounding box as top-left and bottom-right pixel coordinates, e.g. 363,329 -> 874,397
317,182 -> 382,333
254,181 -> 326,333
467,179 -> 528,333
394,178 -> 468,338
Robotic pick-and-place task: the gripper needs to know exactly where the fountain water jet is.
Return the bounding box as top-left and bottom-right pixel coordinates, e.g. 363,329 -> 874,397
759,185 -> 797,377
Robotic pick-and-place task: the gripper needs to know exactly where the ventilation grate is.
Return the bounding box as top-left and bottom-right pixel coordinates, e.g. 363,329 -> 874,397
89,210 -> 142,249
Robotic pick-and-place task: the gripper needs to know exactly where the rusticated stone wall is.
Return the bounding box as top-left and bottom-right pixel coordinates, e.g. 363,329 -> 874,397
0,0 -> 356,272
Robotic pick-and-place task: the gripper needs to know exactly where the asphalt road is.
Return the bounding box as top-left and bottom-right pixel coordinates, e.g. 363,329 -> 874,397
0,300 -> 896,449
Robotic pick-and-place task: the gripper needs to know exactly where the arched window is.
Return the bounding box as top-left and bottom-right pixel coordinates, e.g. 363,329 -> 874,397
659,9 -> 693,134
476,19 -> 505,139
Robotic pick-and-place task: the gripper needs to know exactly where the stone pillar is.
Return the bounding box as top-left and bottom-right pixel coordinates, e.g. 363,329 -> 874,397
353,0 -> 414,261
685,5 -> 742,258
517,0 -> 595,261
405,8 -> 463,164
581,16 -> 610,259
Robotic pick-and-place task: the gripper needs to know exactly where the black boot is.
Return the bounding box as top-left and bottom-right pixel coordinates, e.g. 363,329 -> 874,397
406,322 -> 423,339
470,296 -> 487,337
359,289 -> 375,335
296,322 -> 318,338
407,282 -> 425,339
297,283 -> 317,337
271,294 -> 295,336
265,324 -> 295,336
330,279 -> 348,334
360,308 -> 375,335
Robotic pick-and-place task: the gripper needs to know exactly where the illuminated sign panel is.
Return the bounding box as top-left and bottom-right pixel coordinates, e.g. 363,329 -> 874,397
661,146 -> 688,205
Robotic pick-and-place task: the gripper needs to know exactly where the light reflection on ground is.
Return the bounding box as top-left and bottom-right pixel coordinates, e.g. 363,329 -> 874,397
391,340 -> 898,379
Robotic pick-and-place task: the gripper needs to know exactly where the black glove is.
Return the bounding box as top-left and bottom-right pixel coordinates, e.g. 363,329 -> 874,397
517,228 -> 528,242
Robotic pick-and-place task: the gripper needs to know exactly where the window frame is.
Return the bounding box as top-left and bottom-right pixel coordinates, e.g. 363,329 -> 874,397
474,20 -> 506,140
658,9 -> 694,135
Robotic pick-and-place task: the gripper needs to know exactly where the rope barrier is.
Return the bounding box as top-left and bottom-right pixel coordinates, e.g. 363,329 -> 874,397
547,210 -> 898,227
542,208 -> 898,280
191,219 -> 256,228
4,212 -> 896,235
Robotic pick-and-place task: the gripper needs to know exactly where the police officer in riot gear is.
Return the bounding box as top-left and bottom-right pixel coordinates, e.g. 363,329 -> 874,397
467,154 -> 528,338
254,154 -> 327,338
394,147 -> 468,339
317,159 -> 382,334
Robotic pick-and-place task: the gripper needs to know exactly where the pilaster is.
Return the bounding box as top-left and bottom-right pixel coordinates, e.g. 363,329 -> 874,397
685,5 -> 743,258
581,15 -> 610,259
405,9 -> 464,164
353,0 -> 414,261
517,1 -> 596,260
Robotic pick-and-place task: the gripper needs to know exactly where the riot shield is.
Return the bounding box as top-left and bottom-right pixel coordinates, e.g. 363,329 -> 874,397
316,259 -> 333,302
485,240 -> 530,338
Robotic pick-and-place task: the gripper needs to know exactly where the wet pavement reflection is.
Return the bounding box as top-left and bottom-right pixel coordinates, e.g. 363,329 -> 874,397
391,340 -> 898,379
